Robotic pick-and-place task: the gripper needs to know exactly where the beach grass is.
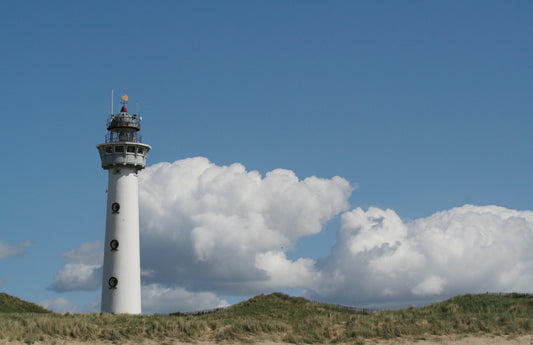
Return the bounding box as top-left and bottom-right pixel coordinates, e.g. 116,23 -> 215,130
0,292 -> 532,344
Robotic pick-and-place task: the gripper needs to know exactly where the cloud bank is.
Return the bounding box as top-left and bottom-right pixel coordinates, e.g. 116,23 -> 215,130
50,157 -> 533,312
310,205 -> 533,307
138,157 -> 353,295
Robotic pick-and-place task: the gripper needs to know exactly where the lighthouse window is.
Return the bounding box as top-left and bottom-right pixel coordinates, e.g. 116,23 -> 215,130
110,240 -> 119,251
111,202 -> 120,213
137,147 -> 144,154
127,146 -> 135,153
105,146 -> 113,153
115,146 -> 124,153
109,277 -> 118,289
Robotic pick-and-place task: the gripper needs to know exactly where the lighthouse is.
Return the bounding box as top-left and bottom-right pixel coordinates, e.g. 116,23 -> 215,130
96,93 -> 151,314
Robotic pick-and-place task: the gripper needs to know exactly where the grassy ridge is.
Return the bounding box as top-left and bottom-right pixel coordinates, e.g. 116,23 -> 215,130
0,293 -> 51,314
0,292 -> 532,344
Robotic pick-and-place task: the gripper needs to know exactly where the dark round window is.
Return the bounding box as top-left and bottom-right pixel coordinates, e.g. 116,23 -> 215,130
109,277 -> 118,289
110,240 -> 119,251
111,202 -> 120,213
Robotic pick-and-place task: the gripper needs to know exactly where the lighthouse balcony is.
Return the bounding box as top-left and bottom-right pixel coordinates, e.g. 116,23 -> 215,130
105,132 -> 143,143
97,142 -> 151,169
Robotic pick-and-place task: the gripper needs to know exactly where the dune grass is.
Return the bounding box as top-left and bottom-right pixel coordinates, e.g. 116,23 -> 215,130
0,292 -> 532,344
0,293 -> 51,314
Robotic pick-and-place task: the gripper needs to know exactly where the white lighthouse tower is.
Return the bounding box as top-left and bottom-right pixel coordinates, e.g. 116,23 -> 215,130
96,93 -> 151,314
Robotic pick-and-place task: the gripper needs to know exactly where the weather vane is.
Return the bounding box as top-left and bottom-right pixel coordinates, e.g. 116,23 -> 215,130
121,90 -> 128,104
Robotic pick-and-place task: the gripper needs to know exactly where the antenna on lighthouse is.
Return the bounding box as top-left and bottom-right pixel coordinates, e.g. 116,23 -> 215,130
111,89 -> 114,115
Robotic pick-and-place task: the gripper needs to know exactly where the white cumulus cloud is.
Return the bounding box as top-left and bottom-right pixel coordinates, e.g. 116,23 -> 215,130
49,241 -> 103,292
308,205 -> 533,307
255,251 -> 319,289
138,157 -> 353,295
61,241 -> 103,265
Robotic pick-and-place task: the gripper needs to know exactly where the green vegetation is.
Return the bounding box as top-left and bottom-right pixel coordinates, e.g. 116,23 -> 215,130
0,292 -> 532,344
0,293 -> 51,314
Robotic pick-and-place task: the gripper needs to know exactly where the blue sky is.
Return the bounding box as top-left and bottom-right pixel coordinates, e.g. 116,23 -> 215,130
2,1 -> 533,313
